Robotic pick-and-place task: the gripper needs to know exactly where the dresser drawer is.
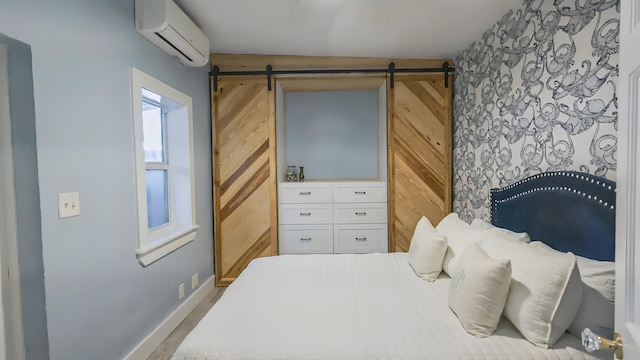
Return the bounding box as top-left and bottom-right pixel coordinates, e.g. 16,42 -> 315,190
333,203 -> 387,224
279,204 -> 333,224
333,182 -> 387,203
279,225 -> 333,254
333,224 -> 388,254
279,183 -> 332,204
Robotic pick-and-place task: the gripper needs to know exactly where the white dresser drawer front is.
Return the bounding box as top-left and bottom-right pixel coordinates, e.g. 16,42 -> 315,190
333,203 -> 387,224
278,184 -> 332,204
279,204 -> 333,224
333,224 -> 388,254
279,225 -> 333,254
333,182 -> 387,203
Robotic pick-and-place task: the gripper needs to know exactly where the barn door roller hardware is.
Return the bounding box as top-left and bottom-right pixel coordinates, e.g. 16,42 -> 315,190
209,61 -> 454,91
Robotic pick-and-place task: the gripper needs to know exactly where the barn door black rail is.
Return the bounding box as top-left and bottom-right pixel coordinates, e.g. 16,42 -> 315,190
209,61 -> 453,91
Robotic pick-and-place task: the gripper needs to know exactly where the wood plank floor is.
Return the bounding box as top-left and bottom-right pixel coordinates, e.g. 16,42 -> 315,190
146,286 -> 227,360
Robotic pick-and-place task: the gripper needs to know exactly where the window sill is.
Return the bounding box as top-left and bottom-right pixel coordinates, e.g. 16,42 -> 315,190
137,225 -> 199,267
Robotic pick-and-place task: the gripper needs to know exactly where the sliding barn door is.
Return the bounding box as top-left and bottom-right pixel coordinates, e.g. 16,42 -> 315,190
212,77 -> 277,286
388,74 -> 452,252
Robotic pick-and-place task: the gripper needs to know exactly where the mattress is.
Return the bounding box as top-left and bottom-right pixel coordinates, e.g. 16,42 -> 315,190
172,253 -> 607,360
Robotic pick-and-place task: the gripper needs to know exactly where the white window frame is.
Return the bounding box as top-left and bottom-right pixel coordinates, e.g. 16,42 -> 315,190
131,67 -> 198,266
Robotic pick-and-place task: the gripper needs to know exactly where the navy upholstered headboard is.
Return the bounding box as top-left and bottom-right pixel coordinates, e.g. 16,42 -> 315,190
490,171 -> 616,261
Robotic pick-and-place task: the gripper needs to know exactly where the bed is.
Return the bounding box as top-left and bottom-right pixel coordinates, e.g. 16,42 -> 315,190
172,171 -> 616,360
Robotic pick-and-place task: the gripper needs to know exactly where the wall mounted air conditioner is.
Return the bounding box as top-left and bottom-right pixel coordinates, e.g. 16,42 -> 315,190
135,0 -> 210,67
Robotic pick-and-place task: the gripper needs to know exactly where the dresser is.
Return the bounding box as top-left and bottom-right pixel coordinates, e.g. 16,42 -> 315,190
278,181 -> 388,254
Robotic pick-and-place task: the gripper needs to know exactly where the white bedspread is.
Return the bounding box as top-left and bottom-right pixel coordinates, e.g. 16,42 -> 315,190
172,253 -> 607,360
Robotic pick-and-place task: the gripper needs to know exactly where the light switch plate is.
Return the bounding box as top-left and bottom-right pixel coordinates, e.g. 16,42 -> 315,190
58,192 -> 80,218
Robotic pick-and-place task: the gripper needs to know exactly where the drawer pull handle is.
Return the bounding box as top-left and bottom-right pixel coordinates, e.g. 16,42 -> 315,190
299,191 -> 311,195
300,212 -> 311,216
300,237 -> 312,242
355,237 -> 368,242
355,212 -> 367,216
355,191 -> 367,195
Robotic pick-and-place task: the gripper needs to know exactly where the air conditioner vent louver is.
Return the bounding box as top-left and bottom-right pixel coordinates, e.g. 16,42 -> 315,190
155,32 -> 193,63
135,0 -> 209,67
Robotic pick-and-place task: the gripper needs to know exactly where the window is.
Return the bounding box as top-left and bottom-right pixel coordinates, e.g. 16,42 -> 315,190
132,68 -> 198,266
143,96 -> 170,228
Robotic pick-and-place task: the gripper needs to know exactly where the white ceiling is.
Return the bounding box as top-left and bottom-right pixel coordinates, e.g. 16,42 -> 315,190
176,0 -> 520,59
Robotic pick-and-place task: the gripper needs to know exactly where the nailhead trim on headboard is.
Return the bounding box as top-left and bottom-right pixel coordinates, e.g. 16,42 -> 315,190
490,171 -> 616,228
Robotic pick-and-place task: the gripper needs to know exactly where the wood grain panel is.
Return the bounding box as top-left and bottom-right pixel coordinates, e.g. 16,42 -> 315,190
211,54 -> 453,72
219,144 -> 269,207
213,77 -> 277,286
220,160 -> 270,221
388,74 -> 452,252
220,140 -> 269,194
220,181 -> 271,271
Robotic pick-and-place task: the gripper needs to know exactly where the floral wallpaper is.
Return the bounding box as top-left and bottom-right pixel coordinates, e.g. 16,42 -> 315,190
453,0 -> 620,222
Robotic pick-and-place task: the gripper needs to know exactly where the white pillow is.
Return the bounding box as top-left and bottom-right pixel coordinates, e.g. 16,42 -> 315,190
478,237 -> 583,348
470,218 -> 531,243
441,229 -> 488,277
570,256 -> 615,338
469,218 -> 495,230
435,212 -> 471,237
448,242 -> 512,337
529,241 -> 615,338
407,216 -> 448,282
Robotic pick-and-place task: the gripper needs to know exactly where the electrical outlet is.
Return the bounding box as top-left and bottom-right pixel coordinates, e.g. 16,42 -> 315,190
191,273 -> 199,289
58,192 -> 80,219
178,283 -> 185,300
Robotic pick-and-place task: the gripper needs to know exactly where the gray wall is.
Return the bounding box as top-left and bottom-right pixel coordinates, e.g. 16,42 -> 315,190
285,90 -> 380,180
0,33 -> 49,360
452,0 -> 619,222
0,1 -> 213,359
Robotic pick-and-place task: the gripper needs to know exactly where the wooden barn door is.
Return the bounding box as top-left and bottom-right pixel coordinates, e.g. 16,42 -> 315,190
212,77 -> 277,286
388,74 -> 452,252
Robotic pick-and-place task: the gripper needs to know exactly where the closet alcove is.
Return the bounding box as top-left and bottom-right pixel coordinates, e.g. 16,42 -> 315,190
211,55 -> 452,285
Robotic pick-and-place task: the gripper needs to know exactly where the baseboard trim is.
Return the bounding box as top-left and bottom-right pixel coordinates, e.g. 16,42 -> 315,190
123,275 -> 216,360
